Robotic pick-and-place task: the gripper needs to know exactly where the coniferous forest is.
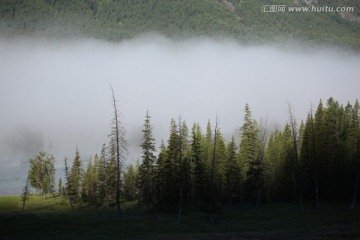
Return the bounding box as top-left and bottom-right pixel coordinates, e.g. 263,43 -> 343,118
25,97 -> 360,214
1,0 -> 360,50
1,3 -> 360,239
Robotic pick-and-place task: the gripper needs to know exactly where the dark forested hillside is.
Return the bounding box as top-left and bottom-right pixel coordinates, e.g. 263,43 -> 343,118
0,0 -> 359,49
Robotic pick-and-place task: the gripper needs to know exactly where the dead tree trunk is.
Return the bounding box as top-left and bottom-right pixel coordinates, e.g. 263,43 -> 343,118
110,84 -> 122,215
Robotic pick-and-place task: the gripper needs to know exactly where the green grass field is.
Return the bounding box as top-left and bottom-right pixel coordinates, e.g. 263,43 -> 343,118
1,195 -> 360,240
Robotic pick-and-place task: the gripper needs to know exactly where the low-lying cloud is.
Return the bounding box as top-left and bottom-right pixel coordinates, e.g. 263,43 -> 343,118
0,36 -> 359,168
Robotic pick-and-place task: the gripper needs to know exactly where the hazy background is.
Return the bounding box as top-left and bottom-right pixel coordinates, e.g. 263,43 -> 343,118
0,37 -> 359,193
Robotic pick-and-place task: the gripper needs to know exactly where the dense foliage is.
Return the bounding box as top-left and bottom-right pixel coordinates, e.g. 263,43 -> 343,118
29,97 -> 360,212
0,0 -> 359,49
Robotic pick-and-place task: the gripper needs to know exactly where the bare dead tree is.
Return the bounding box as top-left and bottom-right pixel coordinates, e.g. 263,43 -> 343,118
287,101 -> 304,211
109,84 -> 127,215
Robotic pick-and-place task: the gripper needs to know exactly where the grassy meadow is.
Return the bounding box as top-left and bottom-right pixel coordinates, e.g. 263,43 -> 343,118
1,195 -> 360,240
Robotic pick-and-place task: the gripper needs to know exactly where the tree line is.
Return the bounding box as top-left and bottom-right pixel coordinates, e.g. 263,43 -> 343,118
26,97 -> 360,214
1,0 -> 360,50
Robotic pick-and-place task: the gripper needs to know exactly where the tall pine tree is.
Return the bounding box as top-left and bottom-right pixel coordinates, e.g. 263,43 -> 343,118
138,111 -> 156,211
191,123 -> 208,209
224,136 -> 241,206
238,104 -> 260,204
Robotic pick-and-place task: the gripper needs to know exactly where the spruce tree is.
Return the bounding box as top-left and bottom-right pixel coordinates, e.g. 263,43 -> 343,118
313,100 -> 326,202
68,148 -> 82,202
154,141 -> 167,206
213,127 -> 227,206
323,98 -> 348,200
138,111 -> 156,211
163,119 -> 179,209
224,136 -> 241,206
191,123 -> 208,209
238,104 -> 260,203
180,120 -> 192,208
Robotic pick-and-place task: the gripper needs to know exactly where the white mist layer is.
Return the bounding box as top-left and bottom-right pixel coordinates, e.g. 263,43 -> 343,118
0,36 -> 359,168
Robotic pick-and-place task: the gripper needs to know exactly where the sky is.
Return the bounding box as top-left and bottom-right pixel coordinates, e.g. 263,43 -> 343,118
0,36 -> 359,168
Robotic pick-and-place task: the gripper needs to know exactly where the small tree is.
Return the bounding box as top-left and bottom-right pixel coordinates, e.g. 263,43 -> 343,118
28,151 -> 55,196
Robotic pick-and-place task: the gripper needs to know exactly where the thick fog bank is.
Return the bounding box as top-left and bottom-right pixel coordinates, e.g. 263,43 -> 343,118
0,36 -> 359,170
